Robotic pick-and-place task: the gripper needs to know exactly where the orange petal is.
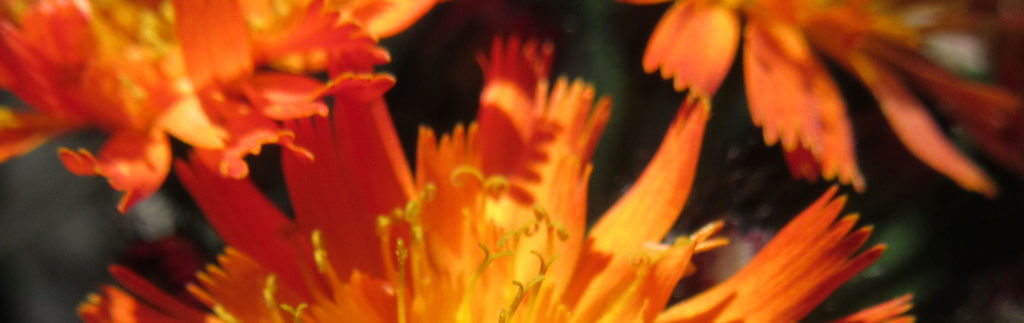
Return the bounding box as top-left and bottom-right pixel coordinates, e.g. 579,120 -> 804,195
343,0 -> 439,38
743,19 -> 864,190
156,96 -> 227,149
58,130 -> 171,213
849,57 -> 996,196
830,294 -> 914,323
658,188 -> 887,322
0,109 -> 73,162
172,0 -> 253,88
243,72 -> 396,120
252,4 -> 390,73
643,2 -> 739,97
241,72 -> 331,120
588,99 -> 708,253
78,286 -> 197,323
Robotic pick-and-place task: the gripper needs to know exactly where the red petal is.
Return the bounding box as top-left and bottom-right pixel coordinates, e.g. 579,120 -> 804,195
241,72 -> 331,120
58,130 -> 171,213
0,109 -> 73,162
175,158 -> 312,298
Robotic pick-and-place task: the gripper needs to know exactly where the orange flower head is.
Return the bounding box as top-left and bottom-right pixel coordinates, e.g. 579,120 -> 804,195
79,37 -> 912,323
0,0 -> 435,212
627,0 -> 1021,196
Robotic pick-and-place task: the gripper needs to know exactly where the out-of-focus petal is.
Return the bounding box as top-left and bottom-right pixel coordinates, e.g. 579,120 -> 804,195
78,286 -> 195,323
58,130 -> 171,213
0,108 -> 73,162
338,0 -> 438,38
193,100 -> 307,179
866,39 -> 1024,178
156,96 -> 227,149
658,187 -> 887,322
241,72 -> 331,120
252,4 -> 390,73
849,56 -> 997,196
643,1 -> 739,97
830,294 -> 914,323
744,19 -> 864,190
172,0 -> 253,88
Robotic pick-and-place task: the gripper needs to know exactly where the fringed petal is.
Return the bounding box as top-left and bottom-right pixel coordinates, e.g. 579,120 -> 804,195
281,77 -> 412,278
642,1 -> 739,97
831,294 -> 914,323
849,56 -> 996,196
588,99 -> 707,252
413,124 -> 485,274
0,108 -> 73,162
58,130 -> 171,213
192,248 -> 311,323
657,187 -> 886,323
744,19 -> 864,190
171,0 -> 253,88
175,158 -> 311,299
193,100 -> 307,179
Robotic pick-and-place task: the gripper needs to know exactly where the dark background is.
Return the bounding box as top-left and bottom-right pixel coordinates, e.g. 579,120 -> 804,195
1,1 -> 1022,321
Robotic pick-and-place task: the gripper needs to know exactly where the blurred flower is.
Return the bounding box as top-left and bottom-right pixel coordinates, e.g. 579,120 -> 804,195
626,0 -> 1021,196
78,37 -> 911,323
0,0 -> 434,212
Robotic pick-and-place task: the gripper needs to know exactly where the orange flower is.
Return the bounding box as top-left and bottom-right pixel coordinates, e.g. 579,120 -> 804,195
79,37 -> 911,323
627,0 -> 1021,196
0,0 -> 434,212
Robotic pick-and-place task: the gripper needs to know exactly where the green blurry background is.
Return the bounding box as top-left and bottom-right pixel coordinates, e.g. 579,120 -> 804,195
1,1 -> 1022,322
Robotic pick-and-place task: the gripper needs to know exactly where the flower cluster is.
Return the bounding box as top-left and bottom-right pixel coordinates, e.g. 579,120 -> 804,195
628,0 -> 1021,196
0,0 -> 435,212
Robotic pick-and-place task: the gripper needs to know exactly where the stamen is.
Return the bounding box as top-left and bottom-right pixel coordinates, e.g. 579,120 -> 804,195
450,165 -> 485,187
263,275 -> 278,309
396,238 -> 409,323
279,303 -> 308,323
311,230 -> 329,273
212,304 -> 240,323
470,243 -> 513,286
529,250 -> 559,275
498,275 -> 546,323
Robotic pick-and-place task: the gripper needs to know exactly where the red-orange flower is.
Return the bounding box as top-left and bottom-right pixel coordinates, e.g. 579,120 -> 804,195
627,0 -> 1021,196
0,0 -> 435,212
79,37 -> 911,323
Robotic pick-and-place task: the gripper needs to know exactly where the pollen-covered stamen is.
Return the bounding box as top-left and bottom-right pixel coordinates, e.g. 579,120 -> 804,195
213,304 -> 240,323
498,275 -> 546,323
310,230 -> 345,293
395,238 -> 409,323
279,303 -> 308,323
